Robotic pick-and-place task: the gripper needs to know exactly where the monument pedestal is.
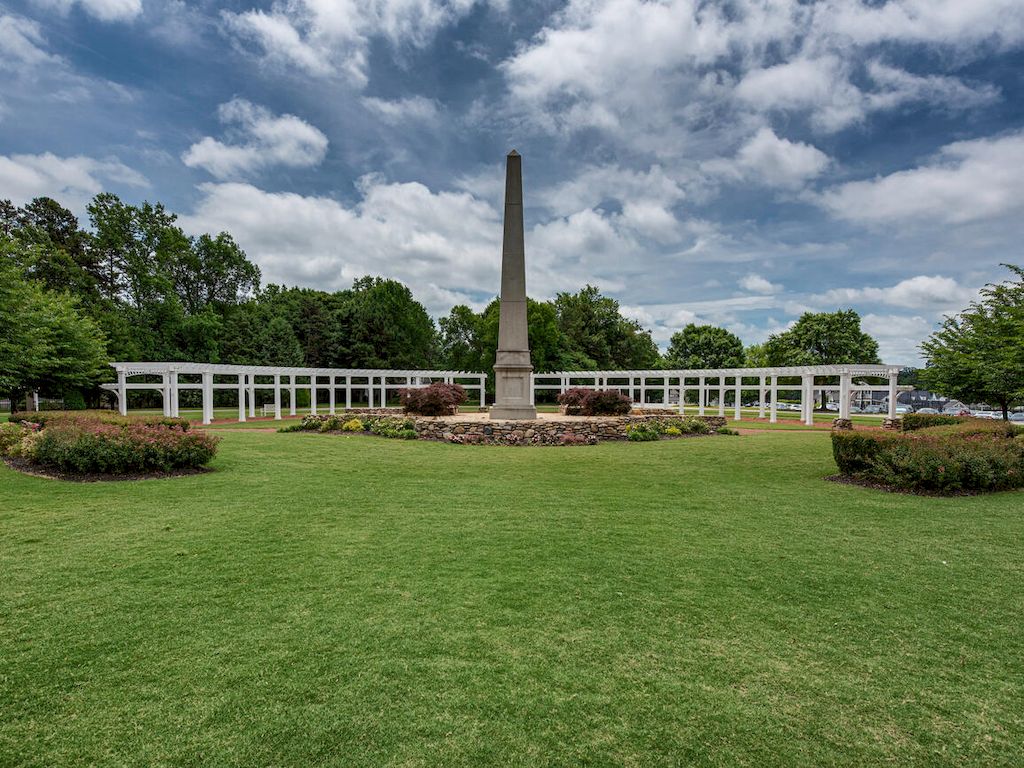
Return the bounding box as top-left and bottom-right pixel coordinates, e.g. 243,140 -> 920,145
490,356 -> 536,420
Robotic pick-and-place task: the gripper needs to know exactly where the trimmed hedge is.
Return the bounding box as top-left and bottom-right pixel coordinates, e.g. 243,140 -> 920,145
17,420 -> 218,474
832,426 -> 1024,493
901,413 -> 966,431
26,411 -> 191,431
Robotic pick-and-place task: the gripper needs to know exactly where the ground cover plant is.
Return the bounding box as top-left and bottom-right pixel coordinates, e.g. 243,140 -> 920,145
832,419 -> 1024,493
1,429 -> 1021,766
281,413 -> 418,440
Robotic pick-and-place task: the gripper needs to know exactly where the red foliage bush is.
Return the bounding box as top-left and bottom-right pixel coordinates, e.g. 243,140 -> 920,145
557,388 -> 633,416
29,420 -> 218,474
400,382 -> 467,416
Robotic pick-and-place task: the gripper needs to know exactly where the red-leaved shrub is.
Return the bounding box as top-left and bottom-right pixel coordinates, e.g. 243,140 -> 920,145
557,388 -> 633,416
400,382 -> 467,416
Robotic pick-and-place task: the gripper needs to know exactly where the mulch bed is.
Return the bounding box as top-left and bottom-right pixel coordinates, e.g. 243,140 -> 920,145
825,473 -> 981,497
3,457 -> 213,483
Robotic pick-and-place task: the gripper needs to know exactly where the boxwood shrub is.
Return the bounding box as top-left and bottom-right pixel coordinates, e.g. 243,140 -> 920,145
832,427 -> 1024,493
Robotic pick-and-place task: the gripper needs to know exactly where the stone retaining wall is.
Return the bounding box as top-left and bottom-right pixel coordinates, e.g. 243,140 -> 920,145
414,414 -> 727,445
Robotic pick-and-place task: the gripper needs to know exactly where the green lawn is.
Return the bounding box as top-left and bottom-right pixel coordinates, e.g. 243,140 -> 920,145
2,431 -> 1021,766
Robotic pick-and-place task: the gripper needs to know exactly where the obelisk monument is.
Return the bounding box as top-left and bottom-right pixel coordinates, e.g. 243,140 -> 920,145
490,150 -> 537,420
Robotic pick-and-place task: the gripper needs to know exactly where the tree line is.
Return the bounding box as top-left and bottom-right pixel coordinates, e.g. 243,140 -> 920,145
2,192 -> 908,409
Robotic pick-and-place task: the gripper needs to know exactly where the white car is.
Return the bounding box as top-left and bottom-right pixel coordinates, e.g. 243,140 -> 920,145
1009,412 -> 1024,423
894,405 -> 913,414
916,407 -> 940,414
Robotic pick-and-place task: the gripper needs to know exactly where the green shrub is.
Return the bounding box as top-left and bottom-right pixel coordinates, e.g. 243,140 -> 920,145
318,415 -> 343,432
716,427 -> 739,436
342,418 -> 365,432
626,423 -> 660,441
368,417 -> 418,439
664,426 -> 682,436
902,413 -> 966,431
0,422 -> 29,455
29,421 -> 219,474
831,429 -> 1024,493
831,431 -> 898,475
917,420 -> 1019,439
62,390 -> 87,410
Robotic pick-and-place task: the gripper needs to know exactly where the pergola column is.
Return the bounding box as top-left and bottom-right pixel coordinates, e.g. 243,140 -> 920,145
368,377 -> 374,409
201,372 -> 213,424
273,374 -> 282,420
734,376 -> 741,421
329,375 -> 336,415
117,368 -> 128,416
289,377 -> 297,416
248,376 -> 256,418
663,376 -> 669,408
718,379 -> 725,417
803,374 -> 814,426
888,370 -> 899,419
169,369 -> 179,417
839,370 -> 851,420
758,375 -> 766,419
161,372 -> 171,417
698,375 -> 705,415
769,375 -> 778,424
310,376 -> 317,415
345,376 -> 352,409
237,374 -> 246,422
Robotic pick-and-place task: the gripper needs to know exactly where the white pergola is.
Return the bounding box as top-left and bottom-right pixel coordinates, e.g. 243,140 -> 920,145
532,364 -> 904,424
102,362 -> 487,424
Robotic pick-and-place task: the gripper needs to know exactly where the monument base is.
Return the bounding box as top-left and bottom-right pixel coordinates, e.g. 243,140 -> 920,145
489,404 -> 538,420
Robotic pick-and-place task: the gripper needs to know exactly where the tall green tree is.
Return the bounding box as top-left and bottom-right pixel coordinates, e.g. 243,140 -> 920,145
764,310 -> 880,366
259,316 -> 304,366
921,265 -> 1024,419
0,259 -> 107,410
663,324 -> 745,369
554,285 -> 659,369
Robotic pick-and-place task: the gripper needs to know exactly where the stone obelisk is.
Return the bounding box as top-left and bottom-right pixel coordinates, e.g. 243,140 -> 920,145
490,150 -> 537,420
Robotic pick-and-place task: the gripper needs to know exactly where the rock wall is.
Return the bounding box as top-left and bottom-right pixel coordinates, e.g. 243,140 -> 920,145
414,414 -> 727,445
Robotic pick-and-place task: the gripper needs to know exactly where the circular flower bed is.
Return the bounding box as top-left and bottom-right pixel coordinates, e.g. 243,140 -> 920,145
2,413 -> 219,480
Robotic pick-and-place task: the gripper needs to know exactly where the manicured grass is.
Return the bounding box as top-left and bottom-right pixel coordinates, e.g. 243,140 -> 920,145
1,431 -> 1022,766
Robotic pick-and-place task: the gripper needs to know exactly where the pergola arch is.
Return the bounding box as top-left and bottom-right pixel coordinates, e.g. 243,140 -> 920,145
532,364 -> 904,424
102,363 -> 487,424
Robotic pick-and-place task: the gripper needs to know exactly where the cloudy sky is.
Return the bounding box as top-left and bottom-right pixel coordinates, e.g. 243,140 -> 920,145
3,0 -> 1024,364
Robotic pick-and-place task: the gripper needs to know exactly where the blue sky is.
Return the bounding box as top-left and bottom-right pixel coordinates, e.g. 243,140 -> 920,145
3,0 -> 1024,364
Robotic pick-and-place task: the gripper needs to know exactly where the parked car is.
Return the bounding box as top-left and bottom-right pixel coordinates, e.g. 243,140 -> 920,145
972,410 -> 999,419
916,407 -> 940,414
825,403 -> 839,412
894,405 -> 913,414
861,404 -> 883,414
1009,412 -> 1024,423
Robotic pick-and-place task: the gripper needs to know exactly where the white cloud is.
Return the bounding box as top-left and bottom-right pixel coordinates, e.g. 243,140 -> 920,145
182,99 -> 328,180
178,178 -> 501,314
222,0 -> 485,85
33,0 -> 142,22
860,313 -> 937,365
739,273 -> 781,294
0,152 -> 148,213
362,96 -> 441,124
501,0 -> 1017,144
818,131 -> 1024,225
705,127 -> 830,189
0,14 -> 60,71
813,275 -> 975,310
